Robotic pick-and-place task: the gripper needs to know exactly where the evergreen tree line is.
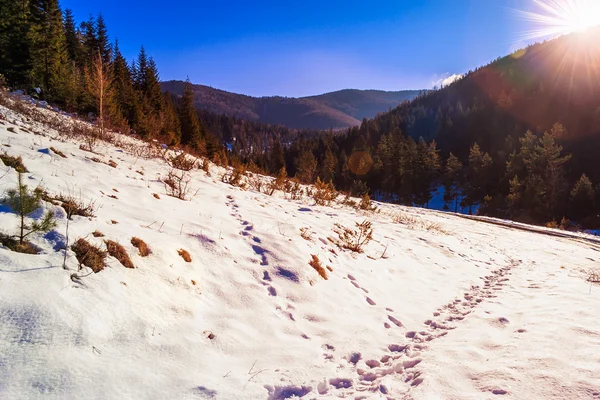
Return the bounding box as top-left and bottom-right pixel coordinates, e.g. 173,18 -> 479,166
0,1 -> 222,155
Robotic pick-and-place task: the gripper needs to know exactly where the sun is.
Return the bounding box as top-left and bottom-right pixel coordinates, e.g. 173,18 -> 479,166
514,0 -> 600,41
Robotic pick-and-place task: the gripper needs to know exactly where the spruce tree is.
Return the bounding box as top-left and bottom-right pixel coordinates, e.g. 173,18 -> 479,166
28,0 -> 70,101
570,173 -> 595,220
95,14 -> 111,65
179,79 -> 202,148
295,150 -> 317,183
443,152 -> 463,212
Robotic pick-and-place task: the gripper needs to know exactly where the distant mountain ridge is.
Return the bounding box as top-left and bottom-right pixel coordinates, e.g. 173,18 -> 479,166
160,80 -> 423,130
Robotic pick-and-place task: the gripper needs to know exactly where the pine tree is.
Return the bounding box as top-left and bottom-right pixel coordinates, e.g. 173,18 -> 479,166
179,79 -> 202,148
295,150 -> 317,183
319,147 -> 337,183
0,0 -> 33,88
462,143 -> 492,214
570,173 -> 595,220
1,172 -> 56,246
28,0 -> 70,101
112,40 -> 137,126
95,14 -> 111,65
269,138 -> 285,173
63,9 -> 83,65
443,152 -> 463,212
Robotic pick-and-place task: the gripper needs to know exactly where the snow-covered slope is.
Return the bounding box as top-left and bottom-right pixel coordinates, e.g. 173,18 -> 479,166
0,103 -> 599,400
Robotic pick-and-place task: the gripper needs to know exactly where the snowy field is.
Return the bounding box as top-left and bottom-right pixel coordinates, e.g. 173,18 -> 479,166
0,103 -> 599,400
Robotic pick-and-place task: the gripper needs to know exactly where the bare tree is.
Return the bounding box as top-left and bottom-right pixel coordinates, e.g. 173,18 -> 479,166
86,50 -> 113,141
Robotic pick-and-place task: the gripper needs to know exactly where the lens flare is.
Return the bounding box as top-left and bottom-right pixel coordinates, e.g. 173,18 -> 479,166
514,0 -> 600,41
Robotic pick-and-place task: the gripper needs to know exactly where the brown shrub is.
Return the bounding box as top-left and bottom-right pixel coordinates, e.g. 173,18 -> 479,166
333,220 -> 373,253
0,152 -> 27,173
166,152 -> 196,171
178,248 -> 192,262
164,168 -> 192,200
71,238 -> 106,272
131,237 -> 151,257
105,240 -> 134,269
359,194 -> 377,211
313,177 -> 337,206
309,254 -> 328,280
92,230 -> 104,237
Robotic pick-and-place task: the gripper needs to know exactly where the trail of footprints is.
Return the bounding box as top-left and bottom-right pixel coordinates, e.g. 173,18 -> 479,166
226,194 -> 521,397
319,259 -> 521,398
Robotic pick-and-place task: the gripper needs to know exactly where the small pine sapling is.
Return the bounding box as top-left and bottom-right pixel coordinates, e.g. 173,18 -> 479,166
1,173 -> 56,250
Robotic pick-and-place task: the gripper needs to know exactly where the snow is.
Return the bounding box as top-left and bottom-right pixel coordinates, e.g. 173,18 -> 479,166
1,103 -> 600,399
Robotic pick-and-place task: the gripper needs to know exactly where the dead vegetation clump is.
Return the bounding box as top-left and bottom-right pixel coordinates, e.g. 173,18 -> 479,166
71,238 -> 107,272
107,159 -> 117,168
49,147 -> 66,158
0,152 -> 27,172
248,173 -> 264,192
165,152 -> 196,171
222,164 -> 247,188
267,167 -> 288,196
0,234 -> 39,254
313,177 -> 337,206
309,254 -> 328,280
283,179 -> 303,200
105,240 -> 134,269
587,268 -> 600,285
152,193 -> 160,199
390,211 -> 448,234
359,194 -> 377,211
42,191 -> 97,219
300,227 -> 313,241
131,237 -> 151,257
92,230 -> 104,237
178,248 -> 192,262
333,220 -> 374,253
164,168 -> 192,200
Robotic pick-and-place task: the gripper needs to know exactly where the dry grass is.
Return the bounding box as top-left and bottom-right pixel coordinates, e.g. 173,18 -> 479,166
300,227 -> 313,241
49,146 -> 66,158
309,254 -> 328,280
587,268 -> 600,285
0,152 -> 27,172
107,160 -> 118,168
166,152 -> 196,171
92,230 -> 104,237
105,240 -> 134,269
0,234 -> 39,254
42,192 -> 97,219
131,237 -> 151,257
71,238 -> 107,272
178,248 -> 192,262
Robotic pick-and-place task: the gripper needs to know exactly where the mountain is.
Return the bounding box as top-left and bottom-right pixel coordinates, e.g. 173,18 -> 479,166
1,100 -> 600,399
160,80 -> 422,130
363,28 -> 600,181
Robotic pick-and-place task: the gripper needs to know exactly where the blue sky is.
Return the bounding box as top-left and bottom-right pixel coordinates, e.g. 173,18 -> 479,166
61,0 -> 542,97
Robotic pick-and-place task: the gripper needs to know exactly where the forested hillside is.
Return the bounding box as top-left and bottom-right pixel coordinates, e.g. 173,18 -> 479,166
161,80 -> 421,130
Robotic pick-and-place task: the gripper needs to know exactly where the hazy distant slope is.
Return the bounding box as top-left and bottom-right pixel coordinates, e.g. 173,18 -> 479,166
161,80 -> 421,129
305,88 -> 422,120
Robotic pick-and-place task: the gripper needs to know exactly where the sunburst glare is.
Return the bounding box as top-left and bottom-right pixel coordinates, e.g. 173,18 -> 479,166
514,0 -> 600,41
